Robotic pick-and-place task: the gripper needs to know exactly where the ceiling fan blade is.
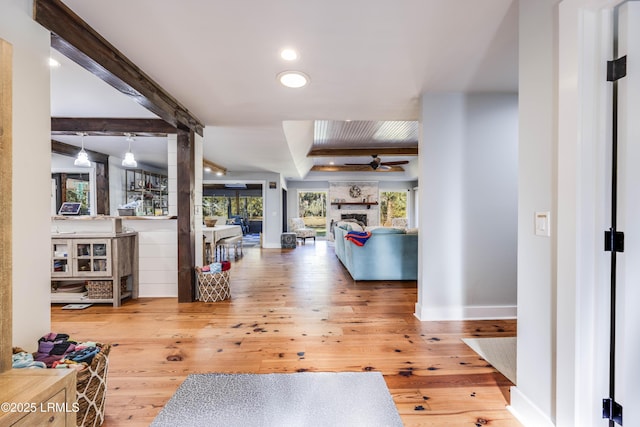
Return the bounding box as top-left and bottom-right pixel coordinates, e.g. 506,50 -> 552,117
345,163 -> 369,166
380,160 -> 409,166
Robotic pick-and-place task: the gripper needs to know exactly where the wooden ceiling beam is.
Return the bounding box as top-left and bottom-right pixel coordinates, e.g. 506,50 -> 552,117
310,165 -> 405,173
52,139 -> 110,164
51,118 -> 177,137
34,0 -> 204,137
307,147 -> 418,157
203,159 -> 227,175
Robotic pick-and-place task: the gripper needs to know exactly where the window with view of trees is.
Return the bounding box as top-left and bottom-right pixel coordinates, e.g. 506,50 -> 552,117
380,191 -> 408,226
202,195 -> 263,220
298,191 -> 327,237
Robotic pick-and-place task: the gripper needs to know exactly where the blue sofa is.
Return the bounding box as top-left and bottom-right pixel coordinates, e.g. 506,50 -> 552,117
333,224 -> 418,281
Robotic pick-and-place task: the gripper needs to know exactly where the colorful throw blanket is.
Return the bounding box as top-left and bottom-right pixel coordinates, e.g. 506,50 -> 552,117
345,231 -> 372,246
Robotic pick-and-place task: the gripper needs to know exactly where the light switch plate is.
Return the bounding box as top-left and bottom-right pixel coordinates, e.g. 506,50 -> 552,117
535,211 -> 551,237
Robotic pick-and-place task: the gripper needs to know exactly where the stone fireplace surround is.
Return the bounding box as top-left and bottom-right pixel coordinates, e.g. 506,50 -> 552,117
328,181 -> 379,241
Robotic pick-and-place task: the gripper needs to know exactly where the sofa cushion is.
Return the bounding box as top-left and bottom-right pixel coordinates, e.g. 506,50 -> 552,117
370,227 -> 405,234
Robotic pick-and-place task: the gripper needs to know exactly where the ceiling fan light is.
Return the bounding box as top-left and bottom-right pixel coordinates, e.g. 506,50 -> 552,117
122,151 -> 138,168
74,149 -> 91,167
277,71 -> 309,88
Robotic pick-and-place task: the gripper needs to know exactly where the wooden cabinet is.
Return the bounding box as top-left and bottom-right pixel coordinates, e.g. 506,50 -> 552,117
51,233 -> 138,307
125,169 -> 168,216
0,369 -> 76,426
52,239 -> 111,277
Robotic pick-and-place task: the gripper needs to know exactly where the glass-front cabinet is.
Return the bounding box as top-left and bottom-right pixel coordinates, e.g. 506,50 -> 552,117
124,169 -> 168,216
51,239 -> 111,277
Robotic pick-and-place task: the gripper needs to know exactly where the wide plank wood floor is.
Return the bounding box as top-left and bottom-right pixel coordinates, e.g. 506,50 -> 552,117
52,240 -> 521,427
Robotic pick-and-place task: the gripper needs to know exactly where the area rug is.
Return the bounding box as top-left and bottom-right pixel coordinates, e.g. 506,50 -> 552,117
462,337 -> 517,384
242,233 -> 261,248
151,372 -> 403,427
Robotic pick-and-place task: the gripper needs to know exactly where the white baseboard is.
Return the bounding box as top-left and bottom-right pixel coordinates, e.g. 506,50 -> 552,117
139,283 -> 178,298
414,303 -> 517,320
262,243 -> 281,249
508,387 -> 555,427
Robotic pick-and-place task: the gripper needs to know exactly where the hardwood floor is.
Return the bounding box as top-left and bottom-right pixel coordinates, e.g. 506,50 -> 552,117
51,241 -> 521,426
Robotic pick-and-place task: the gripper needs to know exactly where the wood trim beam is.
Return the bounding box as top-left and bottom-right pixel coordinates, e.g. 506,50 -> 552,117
34,0 -> 204,136
203,159 -> 227,175
311,165 -> 405,172
51,139 -> 110,164
0,39 -> 12,373
177,129 -> 195,302
307,147 -> 418,157
51,118 -> 176,136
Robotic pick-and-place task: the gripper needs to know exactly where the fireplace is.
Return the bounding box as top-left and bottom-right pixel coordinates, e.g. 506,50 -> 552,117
340,213 -> 368,225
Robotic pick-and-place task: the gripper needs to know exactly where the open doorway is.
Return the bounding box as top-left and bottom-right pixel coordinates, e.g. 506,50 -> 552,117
202,183 -> 263,238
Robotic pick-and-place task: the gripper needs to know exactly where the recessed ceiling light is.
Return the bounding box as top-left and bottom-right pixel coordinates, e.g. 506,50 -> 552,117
329,161 -> 335,165
277,71 -> 310,88
280,48 -> 298,61
49,57 -> 60,68
204,167 -> 211,173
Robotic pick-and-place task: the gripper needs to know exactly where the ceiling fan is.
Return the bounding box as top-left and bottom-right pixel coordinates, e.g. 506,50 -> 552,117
345,154 -> 409,170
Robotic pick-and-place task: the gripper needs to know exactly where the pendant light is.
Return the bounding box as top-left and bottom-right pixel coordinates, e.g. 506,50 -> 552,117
74,132 -> 91,167
122,133 -> 138,168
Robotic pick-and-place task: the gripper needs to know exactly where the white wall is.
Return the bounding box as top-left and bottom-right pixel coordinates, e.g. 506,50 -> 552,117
509,1 -> 560,424
1,0 -> 53,351
415,92 -> 518,321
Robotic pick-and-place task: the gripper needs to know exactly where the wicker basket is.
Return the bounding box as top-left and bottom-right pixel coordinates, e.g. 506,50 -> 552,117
197,270 -> 230,302
76,343 -> 110,427
86,279 -> 128,299
86,281 -> 113,299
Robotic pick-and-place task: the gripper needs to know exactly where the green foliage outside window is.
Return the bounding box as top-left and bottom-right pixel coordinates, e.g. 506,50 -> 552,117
298,191 -> 327,236
203,195 -> 263,220
65,178 -> 90,214
380,191 -> 407,226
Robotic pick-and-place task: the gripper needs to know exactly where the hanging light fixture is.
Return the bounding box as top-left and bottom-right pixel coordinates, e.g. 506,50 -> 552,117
74,132 -> 91,167
122,133 -> 138,168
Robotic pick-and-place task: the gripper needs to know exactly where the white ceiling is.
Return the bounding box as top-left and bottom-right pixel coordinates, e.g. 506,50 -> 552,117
52,0 -> 519,180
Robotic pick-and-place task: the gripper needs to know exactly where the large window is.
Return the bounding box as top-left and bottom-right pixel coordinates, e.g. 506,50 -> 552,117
202,183 -> 263,233
298,191 -> 327,237
379,191 -> 408,226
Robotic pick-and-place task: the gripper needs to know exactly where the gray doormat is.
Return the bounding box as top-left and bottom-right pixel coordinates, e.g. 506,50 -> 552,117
462,336 -> 517,384
151,372 -> 403,427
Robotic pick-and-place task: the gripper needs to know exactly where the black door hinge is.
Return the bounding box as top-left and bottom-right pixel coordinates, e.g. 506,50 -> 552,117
607,56 -> 627,81
605,230 -> 624,252
603,398 -> 623,425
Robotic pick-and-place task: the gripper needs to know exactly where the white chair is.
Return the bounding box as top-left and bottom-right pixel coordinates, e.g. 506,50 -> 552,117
288,218 -> 317,244
391,218 -> 408,228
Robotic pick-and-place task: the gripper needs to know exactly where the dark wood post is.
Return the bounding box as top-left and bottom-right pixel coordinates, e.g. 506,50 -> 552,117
177,129 -> 195,302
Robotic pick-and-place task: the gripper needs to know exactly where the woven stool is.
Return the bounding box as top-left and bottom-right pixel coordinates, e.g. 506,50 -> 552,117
197,270 -> 231,302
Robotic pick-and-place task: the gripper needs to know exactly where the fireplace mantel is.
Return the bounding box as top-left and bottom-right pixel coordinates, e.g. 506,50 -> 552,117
330,202 -> 378,209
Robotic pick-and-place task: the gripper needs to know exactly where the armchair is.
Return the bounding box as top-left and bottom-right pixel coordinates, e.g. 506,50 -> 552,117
288,217 -> 317,244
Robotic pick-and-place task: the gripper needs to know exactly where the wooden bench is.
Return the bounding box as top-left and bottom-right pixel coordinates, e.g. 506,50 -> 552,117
216,235 -> 243,261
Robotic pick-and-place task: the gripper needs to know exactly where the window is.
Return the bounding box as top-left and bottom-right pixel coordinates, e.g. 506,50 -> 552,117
379,191 -> 408,226
298,191 -> 327,237
52,173 -> 92,215
202,183 -> 264,234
